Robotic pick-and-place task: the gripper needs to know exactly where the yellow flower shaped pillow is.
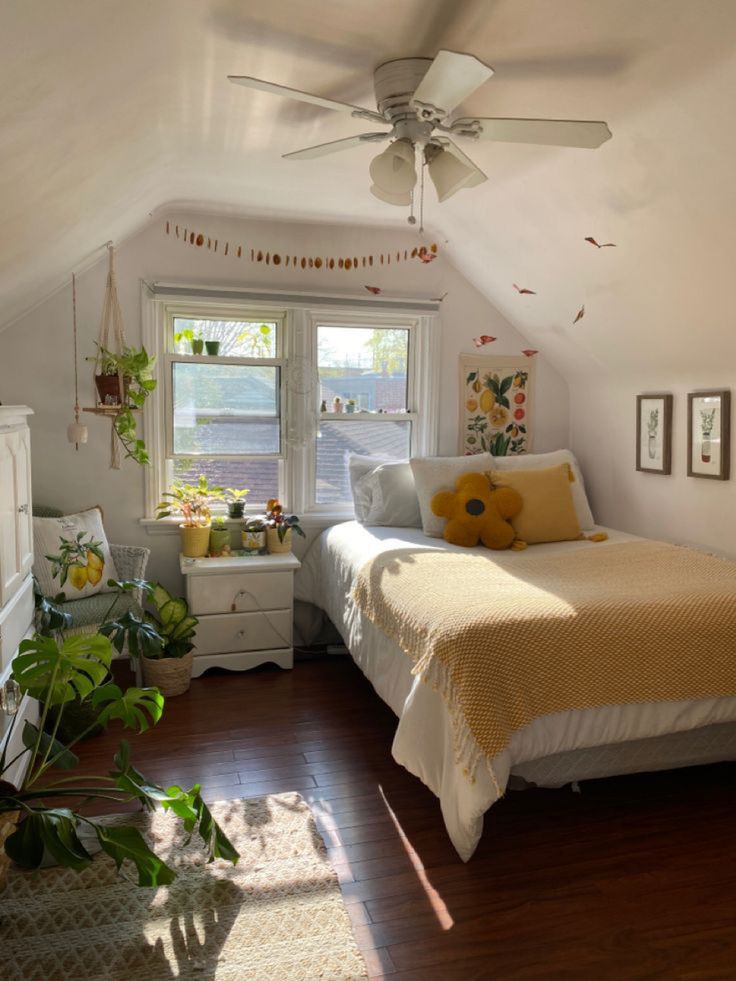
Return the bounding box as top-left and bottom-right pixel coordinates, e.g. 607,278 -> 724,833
430,472 -> 524,550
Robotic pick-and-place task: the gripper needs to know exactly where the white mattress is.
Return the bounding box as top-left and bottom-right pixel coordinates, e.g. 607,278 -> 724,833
296,522 -> 736,860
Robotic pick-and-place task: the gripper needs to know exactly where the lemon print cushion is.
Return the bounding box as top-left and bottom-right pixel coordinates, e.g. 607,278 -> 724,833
431,472 -> 523,550
33,507 -> 119,599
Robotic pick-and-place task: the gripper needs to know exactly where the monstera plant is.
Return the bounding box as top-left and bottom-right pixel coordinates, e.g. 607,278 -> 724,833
0,630 -> 238,886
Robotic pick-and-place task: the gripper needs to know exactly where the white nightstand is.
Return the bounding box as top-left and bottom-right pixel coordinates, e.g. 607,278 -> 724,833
179,552 -> 301,676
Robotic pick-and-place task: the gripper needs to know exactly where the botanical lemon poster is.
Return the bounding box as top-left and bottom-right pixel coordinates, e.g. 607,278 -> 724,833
459,354 -> 534,455
33,508 -> 119,600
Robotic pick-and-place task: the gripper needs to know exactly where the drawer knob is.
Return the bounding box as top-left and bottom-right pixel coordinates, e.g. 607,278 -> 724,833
17,504 -> 28,514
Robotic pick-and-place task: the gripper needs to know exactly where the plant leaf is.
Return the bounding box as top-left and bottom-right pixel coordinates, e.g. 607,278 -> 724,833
92,684 -> 164,732
5,809 -> 92,872
162,785 -> 240,865
13,634 -> 112,705
22,720 -> 79,769
93,823 -> 176,887
4,812 -> 45,868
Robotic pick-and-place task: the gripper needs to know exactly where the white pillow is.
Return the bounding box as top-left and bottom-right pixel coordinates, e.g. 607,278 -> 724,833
359,461 -> 422,527
34,507 -> 119,599
410,454 -> 494,538
490,449 -> 595,530
348,454 -> 393,521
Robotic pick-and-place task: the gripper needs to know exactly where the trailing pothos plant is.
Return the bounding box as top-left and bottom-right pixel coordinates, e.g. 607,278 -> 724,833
92,344 -> 157,466
0,629 -> 239,885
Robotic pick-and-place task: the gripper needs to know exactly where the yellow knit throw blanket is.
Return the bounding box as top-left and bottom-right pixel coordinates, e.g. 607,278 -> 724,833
353,540 -> 736,782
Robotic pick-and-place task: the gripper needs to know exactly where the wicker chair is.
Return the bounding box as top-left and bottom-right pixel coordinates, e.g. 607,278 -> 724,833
32,505 -> 150,635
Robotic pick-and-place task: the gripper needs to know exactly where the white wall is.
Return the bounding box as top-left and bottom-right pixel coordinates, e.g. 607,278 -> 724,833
571,375 -> 736,559
0,209 -> 568,591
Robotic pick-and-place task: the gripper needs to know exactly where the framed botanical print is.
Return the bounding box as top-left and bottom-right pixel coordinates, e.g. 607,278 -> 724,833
687,390 -> 730,480
636,393 -> 673,474
459,354 -> 535,455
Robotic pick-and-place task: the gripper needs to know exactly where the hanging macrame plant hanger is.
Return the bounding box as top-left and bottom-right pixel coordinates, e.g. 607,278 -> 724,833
83,243 -> 135,469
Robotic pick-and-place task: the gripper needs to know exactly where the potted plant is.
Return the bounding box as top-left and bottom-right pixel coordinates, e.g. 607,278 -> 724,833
225,487 -> 250,518
156,474 -> 224,557
93,347 -> 124,405
333,396 -> 343,413
242,516 -> 267,555
204,340 -> 221,356
0,631 -> 238,890
101,580 -> 199,697
174,326 -> 204,355
90,345 -> 157,466
209,517 -> 231,556
346,399 -> 357,414
265,499 -> 305,554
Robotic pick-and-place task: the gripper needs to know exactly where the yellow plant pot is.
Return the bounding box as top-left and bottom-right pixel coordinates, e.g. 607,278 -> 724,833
267,527 -> 292,554
180,524 -> 211,558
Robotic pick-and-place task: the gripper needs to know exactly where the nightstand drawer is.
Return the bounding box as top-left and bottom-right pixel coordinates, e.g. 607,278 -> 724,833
188,571 -> 293,616
194,609 -> 292,655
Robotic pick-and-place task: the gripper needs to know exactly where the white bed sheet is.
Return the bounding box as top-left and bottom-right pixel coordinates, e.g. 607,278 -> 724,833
296,522 -> 736,860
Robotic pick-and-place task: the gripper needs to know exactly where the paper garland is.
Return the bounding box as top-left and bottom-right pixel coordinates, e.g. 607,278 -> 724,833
164,221 -> 439,269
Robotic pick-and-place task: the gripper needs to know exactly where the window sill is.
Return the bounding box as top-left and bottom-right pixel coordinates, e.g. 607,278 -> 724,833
138,514 -> 356,535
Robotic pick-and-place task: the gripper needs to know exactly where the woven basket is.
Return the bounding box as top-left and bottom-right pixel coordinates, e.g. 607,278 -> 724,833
0,810 -> 19,892
142,651 -> 193,697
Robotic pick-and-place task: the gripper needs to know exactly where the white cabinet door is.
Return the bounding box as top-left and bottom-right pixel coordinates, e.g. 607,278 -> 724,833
0,431 -> 20,607
0,425 -> 32,607
13,425 -> 33,579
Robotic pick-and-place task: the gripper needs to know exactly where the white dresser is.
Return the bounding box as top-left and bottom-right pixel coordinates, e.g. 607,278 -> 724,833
0,406 -> 37,788
179,552 -> 301,676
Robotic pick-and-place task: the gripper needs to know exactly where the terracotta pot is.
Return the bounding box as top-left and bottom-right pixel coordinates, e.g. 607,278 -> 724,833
267,527 -> 292,554
180,524 -> 211,558
95,373 -> 124,405
142,651 -> 193,697
0,810 -> 19,891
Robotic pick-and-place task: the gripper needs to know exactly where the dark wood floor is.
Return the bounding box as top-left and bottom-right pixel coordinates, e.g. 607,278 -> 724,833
74,656 -> 736,980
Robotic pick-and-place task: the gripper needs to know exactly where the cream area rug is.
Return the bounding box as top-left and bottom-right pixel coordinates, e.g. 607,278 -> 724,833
0,793 -> 368,980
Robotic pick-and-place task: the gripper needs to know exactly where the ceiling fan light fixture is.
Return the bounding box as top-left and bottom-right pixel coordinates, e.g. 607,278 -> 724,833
369,184 -> 412,206
426,145 -> 478,202
369,138 -> 417,195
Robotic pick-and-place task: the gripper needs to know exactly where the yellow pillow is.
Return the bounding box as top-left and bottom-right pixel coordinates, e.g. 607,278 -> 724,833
487,463 -> 582,544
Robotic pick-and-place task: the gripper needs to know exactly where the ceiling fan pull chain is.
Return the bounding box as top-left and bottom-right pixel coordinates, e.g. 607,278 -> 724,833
407,188 -> 416,226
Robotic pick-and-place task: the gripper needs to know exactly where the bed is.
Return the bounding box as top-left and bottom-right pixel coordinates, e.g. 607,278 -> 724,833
296,521 -> 736,860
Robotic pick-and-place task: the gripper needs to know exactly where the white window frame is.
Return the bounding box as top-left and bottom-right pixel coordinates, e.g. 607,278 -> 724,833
141,285 -> 440,526
305,311 -> 429,517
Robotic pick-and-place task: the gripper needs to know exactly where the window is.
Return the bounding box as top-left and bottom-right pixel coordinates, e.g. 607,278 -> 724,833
314,324 -> 413,506
163,312 -> 284,508
143,290 -> 438,520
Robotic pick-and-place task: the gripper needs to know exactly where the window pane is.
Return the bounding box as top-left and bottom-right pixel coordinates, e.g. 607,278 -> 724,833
316,420 -> 411,505
173,458 -> 279,506
172,317 -> 277,357
318,326 -> 409,412
172,362 -> 280,455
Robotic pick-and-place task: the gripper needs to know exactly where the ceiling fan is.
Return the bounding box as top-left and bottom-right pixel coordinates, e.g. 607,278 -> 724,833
228,50 -> 611,208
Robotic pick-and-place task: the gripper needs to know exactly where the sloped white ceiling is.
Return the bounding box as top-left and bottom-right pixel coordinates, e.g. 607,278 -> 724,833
2,0 -> 736,382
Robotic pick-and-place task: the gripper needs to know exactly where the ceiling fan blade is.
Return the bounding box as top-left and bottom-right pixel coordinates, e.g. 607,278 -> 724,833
454,117 -> 612,148
441,139 -> 487,187
410,50 -> 493,117
283,133 -> 390,160
228,75 -> 386,124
